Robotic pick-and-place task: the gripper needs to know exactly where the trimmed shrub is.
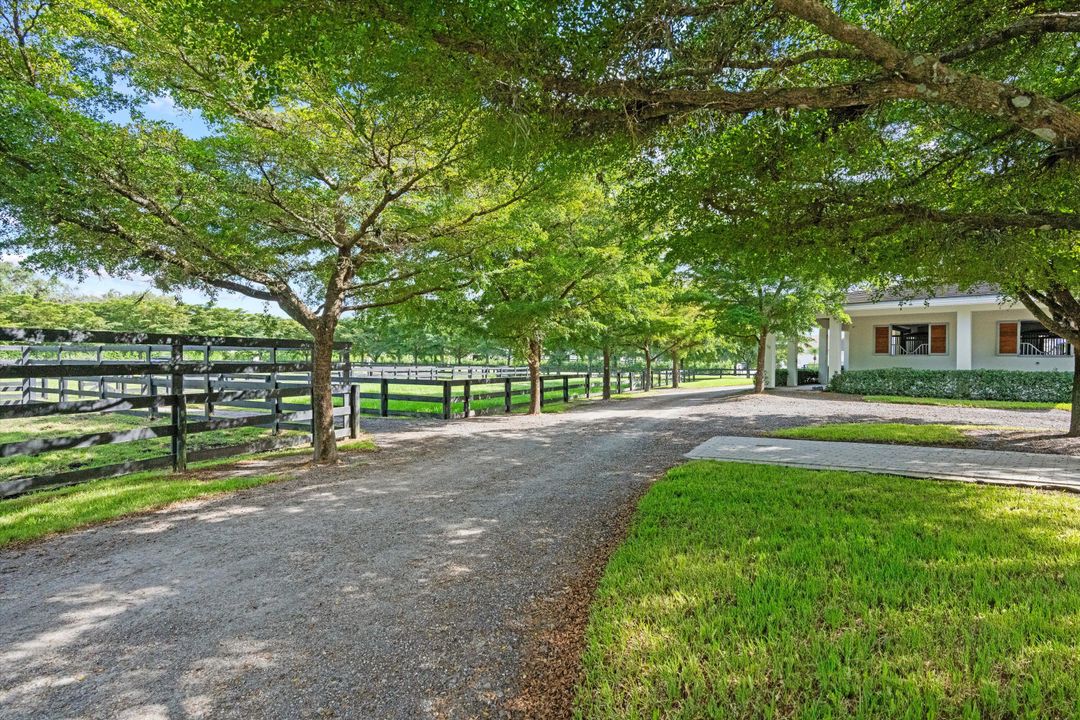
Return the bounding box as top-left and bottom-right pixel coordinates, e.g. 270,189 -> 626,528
775,368 -> 820,386
828,368 -> 1073,403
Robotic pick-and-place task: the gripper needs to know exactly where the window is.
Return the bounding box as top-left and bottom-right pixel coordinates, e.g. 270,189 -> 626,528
999,320 -> 1072,356
874,323 -> 948,355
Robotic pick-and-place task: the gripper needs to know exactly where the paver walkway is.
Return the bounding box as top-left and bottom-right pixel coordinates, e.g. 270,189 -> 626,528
687,436 -> 1080,492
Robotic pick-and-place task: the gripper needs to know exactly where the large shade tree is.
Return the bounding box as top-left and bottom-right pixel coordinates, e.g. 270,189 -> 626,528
0,0 -> 535,460
474,179 -> 627,413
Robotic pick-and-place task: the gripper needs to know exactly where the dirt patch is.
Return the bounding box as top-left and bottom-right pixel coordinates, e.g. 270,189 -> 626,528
966,427 -> 1080,455
504,482 -> 646,719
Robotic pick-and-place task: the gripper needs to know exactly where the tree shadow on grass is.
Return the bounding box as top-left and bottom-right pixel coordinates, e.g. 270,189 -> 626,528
579,463 -> 1080,718
0,388 -> 1074,719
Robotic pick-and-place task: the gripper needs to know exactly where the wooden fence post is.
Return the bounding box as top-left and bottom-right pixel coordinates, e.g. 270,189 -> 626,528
616,371 -> 622,394
147,345 -> 158,420
272,376 -> 282,436
269,347 -> 278,431
171,340 -> 187,472
539,378 -> 545,408
442,381 -> 452,420
463,380 -> 472,417
380,378 -> 389,417
348,382 -> 360,439
57,346 -> 66,403
585,372 -> 591,398
562,376 -> 569,403
504,378 -> 512,413
204,343 -> 214,420
20,346 -> 29,405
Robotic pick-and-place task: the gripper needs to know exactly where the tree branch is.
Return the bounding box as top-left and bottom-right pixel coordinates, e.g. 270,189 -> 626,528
941,13 -> 1080,62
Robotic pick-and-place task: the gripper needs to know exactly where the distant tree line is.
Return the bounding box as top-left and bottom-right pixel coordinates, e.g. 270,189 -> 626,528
0,262 -> 760,373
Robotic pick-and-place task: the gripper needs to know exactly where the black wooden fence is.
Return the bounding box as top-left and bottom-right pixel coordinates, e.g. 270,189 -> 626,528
0,332 -> 602,497
0,328 -> 358,497
0,328 -> 736,498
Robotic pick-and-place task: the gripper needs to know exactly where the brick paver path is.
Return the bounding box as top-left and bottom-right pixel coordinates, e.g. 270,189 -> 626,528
686,436 -> 1080,493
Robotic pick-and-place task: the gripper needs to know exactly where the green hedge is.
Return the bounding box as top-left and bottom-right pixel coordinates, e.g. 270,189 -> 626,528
828,368 -> 1073,403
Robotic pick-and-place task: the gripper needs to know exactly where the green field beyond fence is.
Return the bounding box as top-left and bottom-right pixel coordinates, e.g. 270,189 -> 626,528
1,327 -> 736,497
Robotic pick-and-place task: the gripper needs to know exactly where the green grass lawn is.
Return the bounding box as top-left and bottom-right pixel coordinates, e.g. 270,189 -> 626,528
575,461 -> 1080,719
769,422 -> 981,446
863,395 -> 1071,412
0,435 -> 377,546
356,378 -> 596,415
0,469 -> 283,546
678,375 -> 754,389
609,375 -> 752,400
0,410 -> 307,481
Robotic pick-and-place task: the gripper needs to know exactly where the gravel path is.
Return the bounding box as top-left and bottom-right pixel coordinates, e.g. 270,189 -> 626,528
0,388 -> 1070,720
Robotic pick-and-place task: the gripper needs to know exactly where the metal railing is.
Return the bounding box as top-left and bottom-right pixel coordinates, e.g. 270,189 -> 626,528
1019,338 -> 1072,357
892,340 -> 929,355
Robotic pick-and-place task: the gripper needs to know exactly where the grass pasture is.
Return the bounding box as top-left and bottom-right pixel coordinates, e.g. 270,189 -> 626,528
575,461 -> 1080,719
862,395 -> 1071,412
0,410 -> 308,483
353,377 -> 588,416
0,435 -> 377,546
768,422 -> 982,446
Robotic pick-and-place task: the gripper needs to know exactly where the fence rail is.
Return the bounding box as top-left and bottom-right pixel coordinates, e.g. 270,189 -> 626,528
0,327 -> 744,498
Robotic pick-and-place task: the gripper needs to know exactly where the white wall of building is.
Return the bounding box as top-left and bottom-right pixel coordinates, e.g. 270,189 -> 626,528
834,299 -> 1073,373
846,311 -> 957,371
972,309 -> 1073,372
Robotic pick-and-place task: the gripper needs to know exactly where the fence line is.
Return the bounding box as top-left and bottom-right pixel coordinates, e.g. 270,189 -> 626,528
0,327 -> 750,498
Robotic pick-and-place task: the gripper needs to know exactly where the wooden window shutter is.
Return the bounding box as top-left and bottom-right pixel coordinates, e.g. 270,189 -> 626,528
874,326 -> 890,354
999,322 -> 1018,354
930,324 -> 947,354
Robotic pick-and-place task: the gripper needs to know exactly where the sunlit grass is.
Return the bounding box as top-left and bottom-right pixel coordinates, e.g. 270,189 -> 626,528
769,422 -> 986,446
0,470 -> 282,546
0,435 -> 377,545
864,395 -> 1071,412
677,375 -> 754,388
575,461 -> 1080,719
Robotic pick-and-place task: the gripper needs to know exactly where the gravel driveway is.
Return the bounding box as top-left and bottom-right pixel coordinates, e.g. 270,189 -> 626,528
0,388 -> 1071,720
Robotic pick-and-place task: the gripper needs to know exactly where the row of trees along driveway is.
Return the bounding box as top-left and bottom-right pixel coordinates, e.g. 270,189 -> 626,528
0,0 -> 1078,446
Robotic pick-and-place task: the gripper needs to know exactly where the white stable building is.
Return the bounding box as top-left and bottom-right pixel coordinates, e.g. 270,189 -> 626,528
808,286 -> 1073,384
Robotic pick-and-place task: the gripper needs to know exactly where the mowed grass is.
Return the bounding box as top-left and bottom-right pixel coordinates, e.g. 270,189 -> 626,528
769,422 -> 980,446
678,375 -> 754,389
0,435 -> 377,546
0,469 -> 282,546
864,395 -> 1071,412
575,461 -> 1080,719
356,379 -> 594,415
610,375 -> 753,400
0,410 -> 306,481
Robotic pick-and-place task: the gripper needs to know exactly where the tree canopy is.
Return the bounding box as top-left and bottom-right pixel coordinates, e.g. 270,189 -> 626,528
1,0 -> 1077,442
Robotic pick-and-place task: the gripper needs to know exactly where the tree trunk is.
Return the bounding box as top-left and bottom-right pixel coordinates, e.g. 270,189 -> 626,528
1071,349 -> 1080,437
310,329 -> 339,463
671,352 -> 680,389
602,343 -> 612,400
753,331 -> 768,394
644,346 -> 653,391
527,335 -> 542,415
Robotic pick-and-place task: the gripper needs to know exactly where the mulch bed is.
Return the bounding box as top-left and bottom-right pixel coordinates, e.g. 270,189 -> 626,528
502,486 -> 646,719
